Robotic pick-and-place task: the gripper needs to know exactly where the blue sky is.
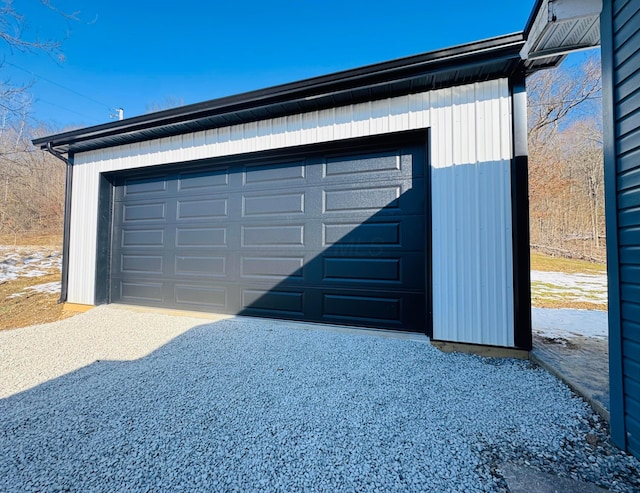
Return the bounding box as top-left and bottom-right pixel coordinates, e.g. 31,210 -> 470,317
4,1 -> 536,130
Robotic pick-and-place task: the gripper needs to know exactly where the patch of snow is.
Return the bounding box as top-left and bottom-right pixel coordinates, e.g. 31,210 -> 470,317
532,307 -> 608,340
0,247 -> 61,282
531,270 -> 608,303
7,281 -> 61,299
26,281 -> 61,294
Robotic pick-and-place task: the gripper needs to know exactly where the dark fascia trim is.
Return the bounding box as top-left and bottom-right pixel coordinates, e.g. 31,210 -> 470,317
33,33 -> 525,152
510,73 -> 532,351
600,0 -> 627,451
524,0 -> 546,39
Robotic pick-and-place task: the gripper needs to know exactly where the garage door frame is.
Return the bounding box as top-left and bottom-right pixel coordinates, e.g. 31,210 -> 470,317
94,129 -> 432,334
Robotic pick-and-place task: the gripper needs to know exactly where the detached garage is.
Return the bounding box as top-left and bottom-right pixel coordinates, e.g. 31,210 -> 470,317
34,34 -> 535,349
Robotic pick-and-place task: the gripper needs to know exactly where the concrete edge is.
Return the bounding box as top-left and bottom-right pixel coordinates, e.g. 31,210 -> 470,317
431,340 -> 530,359
530,351 -> 611,423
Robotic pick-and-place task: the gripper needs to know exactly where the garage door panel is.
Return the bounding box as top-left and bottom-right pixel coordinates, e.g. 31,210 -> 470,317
240,256 -> 304,279
121,254 -> 164,274
123,202 -> 166,222
175,227 -> 227,247
323,257 -> 400,282
241,224 -> 305,247
119,281 -> 164,303
320,252 -> 424,289
323,293 -> 403,324
121,229 -> 165,247
124,176 -> 169,196
175,255 -> 226,277
324,221 -> 400,246
175,284 -> 227,308
179,168 -> 229,190
242,192 -> 305,216
322,216 -> 424,250
323,186 -> 401,213
243,161 -> 306,184
110,141 -> 427,331
324,151 -> 401,177
241,289 -> 305,316
177,198 -> 228,220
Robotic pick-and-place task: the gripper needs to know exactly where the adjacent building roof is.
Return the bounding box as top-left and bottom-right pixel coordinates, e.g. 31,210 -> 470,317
34,33 -> 527,155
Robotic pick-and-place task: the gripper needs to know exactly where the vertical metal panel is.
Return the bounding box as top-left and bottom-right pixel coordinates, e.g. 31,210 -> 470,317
603,0 -> 640,457
70,79 -> 515,347
430,80 -> 514,347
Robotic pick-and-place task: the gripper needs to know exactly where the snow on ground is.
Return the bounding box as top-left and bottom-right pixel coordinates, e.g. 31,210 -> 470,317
8,281 -> 62,298
530,269 -> 608,342
532,307 -> 608,340
531,270 -> 608,304
0,248 -> 61,282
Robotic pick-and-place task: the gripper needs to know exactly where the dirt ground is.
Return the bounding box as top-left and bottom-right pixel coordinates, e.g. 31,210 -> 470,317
0,273 -> 75,331
0,234 -> 76,331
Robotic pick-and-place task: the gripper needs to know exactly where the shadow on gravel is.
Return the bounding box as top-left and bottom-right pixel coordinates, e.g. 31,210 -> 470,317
1,316 -> 639,492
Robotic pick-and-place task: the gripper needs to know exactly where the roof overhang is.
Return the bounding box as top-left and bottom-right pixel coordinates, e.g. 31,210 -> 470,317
33,33 -> 526,155
522,0 -> 602,70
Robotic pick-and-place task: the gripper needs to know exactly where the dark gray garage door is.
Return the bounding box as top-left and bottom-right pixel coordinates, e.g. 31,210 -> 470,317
110,141 -> 426,331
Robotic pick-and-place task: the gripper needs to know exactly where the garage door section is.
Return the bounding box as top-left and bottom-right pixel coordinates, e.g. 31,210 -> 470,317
110,142 -> 426,331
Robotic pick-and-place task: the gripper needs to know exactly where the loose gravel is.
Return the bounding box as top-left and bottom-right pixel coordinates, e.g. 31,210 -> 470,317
1,306 -> 639,492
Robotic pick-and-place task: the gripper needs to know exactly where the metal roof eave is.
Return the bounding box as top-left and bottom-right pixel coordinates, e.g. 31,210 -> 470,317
34,33 -> 526,155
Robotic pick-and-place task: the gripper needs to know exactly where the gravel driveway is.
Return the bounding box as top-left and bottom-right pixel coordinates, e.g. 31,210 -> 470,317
1,305 -> 638,492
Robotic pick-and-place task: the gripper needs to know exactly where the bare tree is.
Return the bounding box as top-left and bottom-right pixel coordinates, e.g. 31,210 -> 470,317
527,51 -> 605,261
0,0 -> 80,60
562,119 -> 605,249
0,2 -> 80,239
528,55 -> 601,145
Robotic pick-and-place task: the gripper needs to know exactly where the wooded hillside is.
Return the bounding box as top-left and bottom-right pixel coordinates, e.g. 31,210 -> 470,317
0,119 -> 66,242
527,52 -> 604,262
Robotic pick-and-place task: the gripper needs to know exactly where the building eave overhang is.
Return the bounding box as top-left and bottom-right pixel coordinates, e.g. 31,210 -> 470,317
522,0 -> 602,71
33,33 -> 526,155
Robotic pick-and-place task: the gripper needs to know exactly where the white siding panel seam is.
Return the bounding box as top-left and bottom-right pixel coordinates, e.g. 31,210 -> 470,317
70,79 -> 516,347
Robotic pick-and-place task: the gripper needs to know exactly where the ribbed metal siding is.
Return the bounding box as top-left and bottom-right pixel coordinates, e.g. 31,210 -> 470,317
608,0 -> 640,456
70,79 -> 515,347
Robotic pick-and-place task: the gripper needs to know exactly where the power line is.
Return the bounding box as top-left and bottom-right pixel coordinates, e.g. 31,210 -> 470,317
2,60 -> 112,110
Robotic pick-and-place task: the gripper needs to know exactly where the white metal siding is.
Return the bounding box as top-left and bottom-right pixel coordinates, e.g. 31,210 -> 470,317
70,78 -> 515,347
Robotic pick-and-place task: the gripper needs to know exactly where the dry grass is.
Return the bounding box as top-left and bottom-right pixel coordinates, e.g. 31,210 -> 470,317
530,299 -> 607,310
0,233 -> 62,247
530,251 -> 606,274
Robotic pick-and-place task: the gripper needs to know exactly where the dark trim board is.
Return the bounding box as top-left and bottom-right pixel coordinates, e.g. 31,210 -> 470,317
59,152 -> 74,304
510,73 -> 532,351
94,173 -> 115,305
424,128 -> 433,339
96,130 -> 432,333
